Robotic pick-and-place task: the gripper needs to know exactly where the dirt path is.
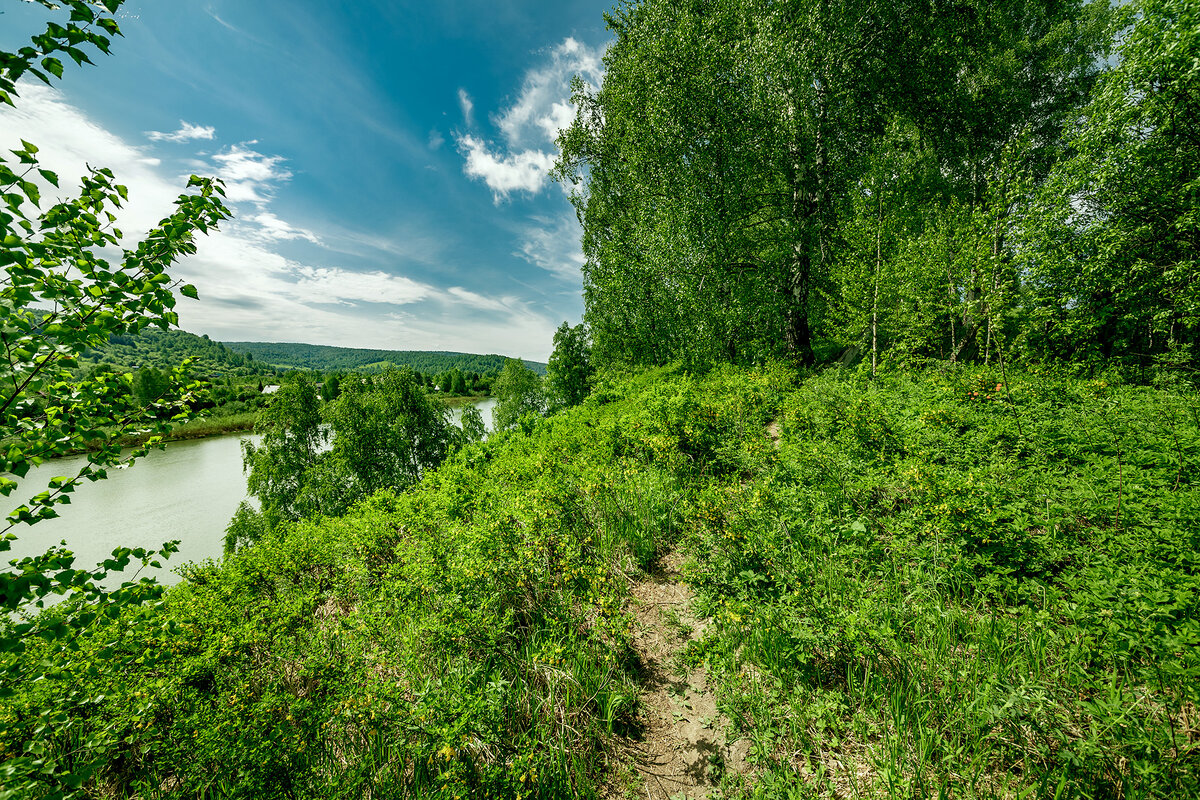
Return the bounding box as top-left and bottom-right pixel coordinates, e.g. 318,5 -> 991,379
612,552 -> 751,799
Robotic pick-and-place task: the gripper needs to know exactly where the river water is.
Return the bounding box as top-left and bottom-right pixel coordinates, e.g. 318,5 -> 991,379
5,398 -> 497,588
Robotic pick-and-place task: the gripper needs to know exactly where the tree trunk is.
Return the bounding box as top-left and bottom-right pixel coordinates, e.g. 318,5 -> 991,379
783,86 -> 825,367
872,186 -> 882,377
785,246 -> 817,366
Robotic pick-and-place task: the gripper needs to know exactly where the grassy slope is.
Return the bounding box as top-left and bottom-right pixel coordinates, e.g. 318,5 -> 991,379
3,365 -> 1197,798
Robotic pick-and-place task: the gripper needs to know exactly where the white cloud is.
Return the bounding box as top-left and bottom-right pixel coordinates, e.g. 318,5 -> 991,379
538,101 -> 577,143
293,266 -> 434,306
516,212 -> 586,282
0,82 -> 561,360
457,88 -> 474,127
316,222 -> 445,267
458,134 -> 555,201
497,37 -> 604,148
458,37 -> 604,201
447,285 -> 512,312
146,121 -> 216,143
428,128 -> 445,150
205,144 -> 293,204
247,211 -> 321,245
0,83 -> 184,240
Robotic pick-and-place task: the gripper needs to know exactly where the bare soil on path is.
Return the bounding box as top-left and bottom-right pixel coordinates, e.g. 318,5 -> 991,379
609,552 -> 751,799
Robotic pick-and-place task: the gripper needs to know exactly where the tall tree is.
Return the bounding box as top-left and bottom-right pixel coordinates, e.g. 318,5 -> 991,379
546,322 -> 594,409
558,0 -> 1112,370
324,369 -> 454,499
229,369 -> 456,551
231,374 -> 326,548
492,358 -> 545,431
1018,0 -> 1199,370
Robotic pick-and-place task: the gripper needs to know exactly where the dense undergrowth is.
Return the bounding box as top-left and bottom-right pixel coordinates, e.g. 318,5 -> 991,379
2,365 -> 1197,798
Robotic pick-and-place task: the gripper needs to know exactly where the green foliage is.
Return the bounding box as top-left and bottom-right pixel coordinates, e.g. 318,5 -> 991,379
81,327 -> 276,380
323,369 -> 455,500
1,370 -> 695,798
231,369 -> 456,550
492,358 -> 546,431
0,2 -> 231,795
458,404 -> 487,445
223,340 -> 546,376
672,367 -> 1200,798
4,1 -> 1197,797
558,0 -> 1118,372
1018,0 -> 1200,370
545,321 -> 593,410
132,365 -> 170,406
321,372 -> 340,401
232,375 -> 326,549
4,364 -> 1199,797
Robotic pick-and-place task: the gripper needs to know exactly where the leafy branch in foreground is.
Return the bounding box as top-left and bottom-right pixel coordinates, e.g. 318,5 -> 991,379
0,2 -> 231,796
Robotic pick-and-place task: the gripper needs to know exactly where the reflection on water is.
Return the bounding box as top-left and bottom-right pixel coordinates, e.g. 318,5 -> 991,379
4,398 -> 497,589
448,397 -> 497,428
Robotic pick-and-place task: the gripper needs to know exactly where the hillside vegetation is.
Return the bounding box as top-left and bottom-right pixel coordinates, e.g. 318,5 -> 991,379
223,341 -> 547,376
83,329 -> 276,381
3,0 -> 1198,797
74,328 -> 283,442
3,365 -> 1197,798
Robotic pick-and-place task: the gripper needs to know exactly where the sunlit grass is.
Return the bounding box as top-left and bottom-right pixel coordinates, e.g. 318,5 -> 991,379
4,364 -> 1196,798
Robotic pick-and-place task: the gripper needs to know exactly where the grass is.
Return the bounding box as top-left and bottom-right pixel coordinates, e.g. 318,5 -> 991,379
165,411 -> 258,438
674,366 -> 1200,799
2,364 -> 1197,798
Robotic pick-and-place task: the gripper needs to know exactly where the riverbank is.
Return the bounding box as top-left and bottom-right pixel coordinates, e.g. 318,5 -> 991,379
103,394 -> 492,451
438,393 -> 491,408
111,412 -> 258,450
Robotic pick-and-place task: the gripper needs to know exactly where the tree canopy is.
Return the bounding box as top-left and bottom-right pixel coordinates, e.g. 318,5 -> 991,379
545,322 -> 594,409
492,358 -> 546,431
227,369 -> 461,551
557,0 -> 1132,373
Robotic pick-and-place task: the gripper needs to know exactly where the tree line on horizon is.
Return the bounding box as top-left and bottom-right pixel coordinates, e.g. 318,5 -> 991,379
222,340 -> 547,377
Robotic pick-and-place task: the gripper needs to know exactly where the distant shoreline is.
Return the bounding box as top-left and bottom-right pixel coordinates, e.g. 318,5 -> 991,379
50,395 -> 493,458
438,394 -> 491,408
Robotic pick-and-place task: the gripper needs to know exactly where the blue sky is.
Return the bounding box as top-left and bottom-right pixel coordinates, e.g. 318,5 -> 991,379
0,1 -> 614,360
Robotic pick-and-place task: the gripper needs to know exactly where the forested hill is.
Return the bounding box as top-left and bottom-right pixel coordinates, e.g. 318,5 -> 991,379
222,341 -> 547,375
81,328 -> 278,380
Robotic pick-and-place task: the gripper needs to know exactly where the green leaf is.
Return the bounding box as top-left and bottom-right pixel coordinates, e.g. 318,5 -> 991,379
40,57 -> 64,79
67,3 -> 96,24
179,284 -> 199,300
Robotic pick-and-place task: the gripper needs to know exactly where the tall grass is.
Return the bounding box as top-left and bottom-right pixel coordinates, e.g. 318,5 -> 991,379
681,367 -> 1200,798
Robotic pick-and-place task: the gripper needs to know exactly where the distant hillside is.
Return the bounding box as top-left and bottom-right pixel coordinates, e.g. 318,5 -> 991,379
81,328 -> 279,380
222,341 -> 547,376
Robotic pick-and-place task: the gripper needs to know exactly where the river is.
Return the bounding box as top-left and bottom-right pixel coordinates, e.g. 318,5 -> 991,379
5,397 -> 497,589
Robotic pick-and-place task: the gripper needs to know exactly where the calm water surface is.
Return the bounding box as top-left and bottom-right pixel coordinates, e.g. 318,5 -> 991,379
6,398 -> 497,587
